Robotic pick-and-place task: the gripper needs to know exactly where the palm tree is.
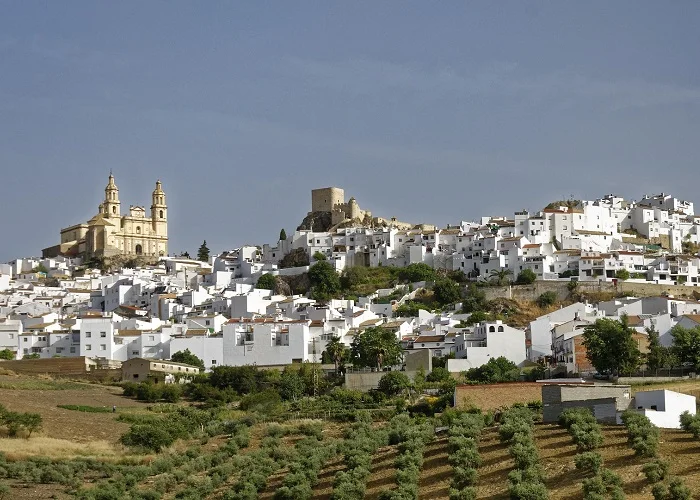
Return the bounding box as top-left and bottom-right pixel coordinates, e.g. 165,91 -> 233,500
325,336 -> 347,374
489,268 -> 513,286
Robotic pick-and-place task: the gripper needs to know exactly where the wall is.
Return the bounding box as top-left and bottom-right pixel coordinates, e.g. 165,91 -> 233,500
615,376 -> 690,384
311,187 -> 345,213
344,370 -> 419,391
482,280 -> 700,303
542,398 -> 618,424
0,357 -> 93,375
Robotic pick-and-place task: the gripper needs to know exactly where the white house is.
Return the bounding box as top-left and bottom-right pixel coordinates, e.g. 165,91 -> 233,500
447,321 -> 527,371
630,390 -> 696,429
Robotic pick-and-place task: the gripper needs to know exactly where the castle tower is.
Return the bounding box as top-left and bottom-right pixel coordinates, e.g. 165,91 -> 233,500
150,180 -> 167,238
104,173 -> 121,217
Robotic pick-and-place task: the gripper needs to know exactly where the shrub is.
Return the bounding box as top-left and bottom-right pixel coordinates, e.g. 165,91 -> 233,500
643,459 -> 670,484
377,372 -> 412,397
508,480 -> 548,500
160,384 -> 182,403
449,487 -> 477,500
120,424 -> 175,452
536,291 -> 557,308
574,452 -> 603,474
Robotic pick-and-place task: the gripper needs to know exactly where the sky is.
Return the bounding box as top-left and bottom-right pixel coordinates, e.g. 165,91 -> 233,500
1,2 -> 699,262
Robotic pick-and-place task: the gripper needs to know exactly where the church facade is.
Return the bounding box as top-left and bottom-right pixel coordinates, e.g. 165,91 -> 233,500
43,174 -> 168,259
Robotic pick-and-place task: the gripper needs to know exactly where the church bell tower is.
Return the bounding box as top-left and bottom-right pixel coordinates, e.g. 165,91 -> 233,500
104,172 -> 121,217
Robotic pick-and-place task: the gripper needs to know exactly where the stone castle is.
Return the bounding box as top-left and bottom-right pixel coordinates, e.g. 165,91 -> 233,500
42,174 -> 168,259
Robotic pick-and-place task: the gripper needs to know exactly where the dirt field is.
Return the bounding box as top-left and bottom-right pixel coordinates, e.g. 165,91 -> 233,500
309,423 -> 700,499
0,376 -> 146,444
454,383 -> 543,410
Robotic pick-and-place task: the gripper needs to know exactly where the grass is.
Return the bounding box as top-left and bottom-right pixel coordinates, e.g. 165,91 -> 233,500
0,380 -> 90,390
0,436 -> 125,460
57,404 -> 113,413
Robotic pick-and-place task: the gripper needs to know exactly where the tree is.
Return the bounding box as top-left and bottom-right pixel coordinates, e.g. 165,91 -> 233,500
615,269 -> 630,280
670,325 -> 700,371
279,228 -> 287,241
256,273 -> 277,290
312,251 -> 327,261
171,349 -> 205,372
536,291 -> 557,308
377,372 -> 411,396
490,268 -> 513,286
515,269 -> 537,285
426,367 -> 451,383
646,327 -> 671,374
23,353 -> 40,360
325,336 -> 349,374
351,327 -> 403,370
197,240 -> 210,262
464,357 -> 519,383
395,301 -> 429,317
308,260 -> 340,301
398,263 -> 436,283
0,349 -> 14,360
33,263 -> 49,274
461,284 -> 487,313
279,370 -> 306,401
433,278 -> 461,306
582,317 -> 642,376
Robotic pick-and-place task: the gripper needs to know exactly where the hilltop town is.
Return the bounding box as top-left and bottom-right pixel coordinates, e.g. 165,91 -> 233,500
1,177 -> 700,378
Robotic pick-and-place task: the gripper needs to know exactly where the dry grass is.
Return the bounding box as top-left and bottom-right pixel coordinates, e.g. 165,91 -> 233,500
455,383 -> 543,411
0,436 -> 125,460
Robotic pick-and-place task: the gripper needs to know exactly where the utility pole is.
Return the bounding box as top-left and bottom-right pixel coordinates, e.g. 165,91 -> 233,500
312,337 -> 319,397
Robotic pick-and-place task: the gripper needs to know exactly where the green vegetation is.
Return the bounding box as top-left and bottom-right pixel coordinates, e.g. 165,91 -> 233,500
279,228 -> 287,241
498,407 -> 548,500
197,240 -> 210,262
489,268 -> 512,286
308,259 -> 341,301
256,273 -> 277,290
171,348 -> 205,372
670,324 -> 700,370
397,263 -> 436,283
433,278 -> 461,307
0,379 -> 88,390
463,357 -> 519,384
351,327 -> 403,370
122,382 -> 183,403
536,291 -> 557,308
447,412 -> 484,500
621,411 -> 659,458
582,316 -> 642,376
0,404 -> 42,438
558,408 -> 603,452
614,268 -> 630,280
57,405 -> 112,413
515,269 -> 537,285
279,248 -> 310,269
377,372 -> 412,397
0,349 -> 14,360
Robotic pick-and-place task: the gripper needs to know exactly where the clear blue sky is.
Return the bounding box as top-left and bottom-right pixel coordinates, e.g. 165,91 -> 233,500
1,2 -> 699,261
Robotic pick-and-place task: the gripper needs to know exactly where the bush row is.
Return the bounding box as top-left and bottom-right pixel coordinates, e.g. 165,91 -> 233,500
620,410 -> 659,458
122,382 -> 182,403
378,414 -> 435,500
331,412 -> 389,500
498,407 -> 548,500
274,435 -> 337,500
558,408 -> 603,452
447,412 -> 485,500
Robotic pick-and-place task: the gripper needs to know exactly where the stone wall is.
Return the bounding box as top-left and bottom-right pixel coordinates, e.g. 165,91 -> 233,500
345,370 -> 419,391
482,280 -> 700,303
311,187 -> 345,213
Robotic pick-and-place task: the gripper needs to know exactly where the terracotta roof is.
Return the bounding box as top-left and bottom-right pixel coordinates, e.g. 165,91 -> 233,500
226,318 -> 308,324
359,319 -> 383,327
522,244 -> 540,249
626,315 -> 644,327
575,230 -> 611,236
26,322 -> 57,329
117,329 -> 145,337
309,320 -> 324,327
414,335 -> 445,343
682,315 -> 700,324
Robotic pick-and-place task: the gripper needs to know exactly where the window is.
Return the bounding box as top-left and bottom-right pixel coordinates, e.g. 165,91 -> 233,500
148,335 -> 155,341
489,326 -> 495,333
85,345 -> 92,351
159,210 -> 164,219
132,351 -> 138,355
85,332 -> 91,338
23,337 -> 27,342
100,344 -> 106,351
205,320 -> 210,326
498,326 -> 504,332
212,360 -> 217,365
100,332 -> 106,337
136,226 -> 141,234
8,334 -> 13,339
56,347 -> 63,353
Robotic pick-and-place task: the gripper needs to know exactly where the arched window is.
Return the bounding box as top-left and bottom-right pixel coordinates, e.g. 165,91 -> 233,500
112,206 -> 116,214
136,226 -> 141,234
159,210 -> 164,219
498,326 -> 504,332
489,326 -> 495,333
135,244 -> 142,255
